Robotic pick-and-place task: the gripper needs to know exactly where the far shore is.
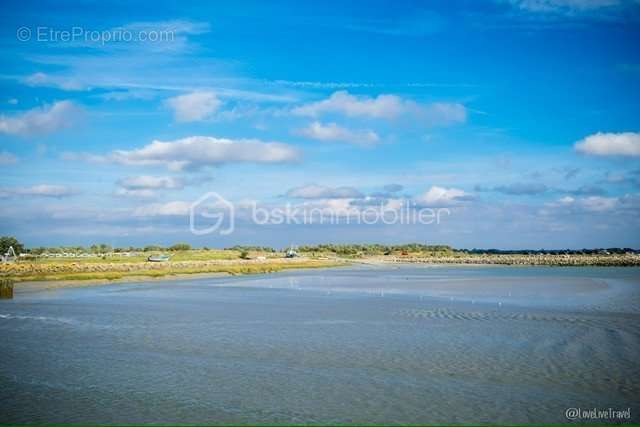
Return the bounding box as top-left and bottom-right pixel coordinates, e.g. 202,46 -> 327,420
6,258 -> 349,292
2,251 -> 639,293
349,253 -> 640,267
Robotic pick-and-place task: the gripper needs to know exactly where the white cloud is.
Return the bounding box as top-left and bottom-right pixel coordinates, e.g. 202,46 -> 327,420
549,195 -> 619,212
292,91 -> 466,126
575,132 -> 640,157
414,186 -> 471,206
301,198 -> 361,216
164,91 -> 222,122
293,91 -> 407,119
7,98 -> 18,105
0,151 -> 18,165
297,121 -> 380,146
69,136 -> 301,171
285,184 -> 364,199
133,201 -> 191,217
115,175 -> 184,198
118,175 -> 184,190
23,72 -> 85,91
0,101 -> 83,137
0,184 -> 75,198
558,196 -> 575,205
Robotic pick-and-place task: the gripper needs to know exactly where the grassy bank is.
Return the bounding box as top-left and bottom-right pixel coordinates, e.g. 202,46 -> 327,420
2,247 -> 639,286
0,257 -> 346,283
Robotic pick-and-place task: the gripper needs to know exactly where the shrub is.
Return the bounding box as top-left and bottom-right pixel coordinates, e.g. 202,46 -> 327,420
169,243 -> 192,251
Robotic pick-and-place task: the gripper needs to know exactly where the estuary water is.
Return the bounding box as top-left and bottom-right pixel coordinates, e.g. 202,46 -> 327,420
1,265 -> 639,424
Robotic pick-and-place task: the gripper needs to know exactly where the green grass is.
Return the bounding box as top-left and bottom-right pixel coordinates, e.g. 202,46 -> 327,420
8,259 -> 345,282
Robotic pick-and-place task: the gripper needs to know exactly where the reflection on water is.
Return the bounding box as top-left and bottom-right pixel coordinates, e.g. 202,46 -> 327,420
1,266 -> 639,424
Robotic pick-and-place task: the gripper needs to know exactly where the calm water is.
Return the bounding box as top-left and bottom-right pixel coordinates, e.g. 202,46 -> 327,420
1,266 -> 639,424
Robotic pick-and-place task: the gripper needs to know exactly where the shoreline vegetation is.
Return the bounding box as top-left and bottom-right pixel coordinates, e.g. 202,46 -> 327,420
1,242 -> 639,289
2,257 -> 346,283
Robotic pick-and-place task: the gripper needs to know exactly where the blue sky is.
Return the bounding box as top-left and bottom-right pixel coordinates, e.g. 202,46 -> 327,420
1,0 -> 639,249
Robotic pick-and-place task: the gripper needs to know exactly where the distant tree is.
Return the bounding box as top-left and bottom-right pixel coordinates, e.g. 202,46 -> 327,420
169,243 -> 191,251
0,236 -> 24,255
239,250 -> 250,259
99,243 -> 112,253
144,245 -> 163,252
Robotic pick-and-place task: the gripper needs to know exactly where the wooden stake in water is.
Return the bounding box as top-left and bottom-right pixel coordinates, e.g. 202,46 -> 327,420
0,279 -> 14,299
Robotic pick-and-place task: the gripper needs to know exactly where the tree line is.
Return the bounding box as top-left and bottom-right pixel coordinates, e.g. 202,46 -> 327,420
1,236 -> 637,257
296,243 -> 455,255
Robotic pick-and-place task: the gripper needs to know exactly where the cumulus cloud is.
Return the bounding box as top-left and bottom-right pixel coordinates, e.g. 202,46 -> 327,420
132,201 -> 191,217
285,184 -> 364,199
292,91 -> 466,126
118,175 -> 184,190
575,132 -> 640,157
0,151 -> 18,165
297,121 -> 380,146
164,91 -> 222,122
68,136 -> 301,171
297,198 -> 362,217
414,186 -> 472,206
0,101 -> 83,137
114,175 -> 184,198
293,91 -> 408,119
0,184 -> 75,198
